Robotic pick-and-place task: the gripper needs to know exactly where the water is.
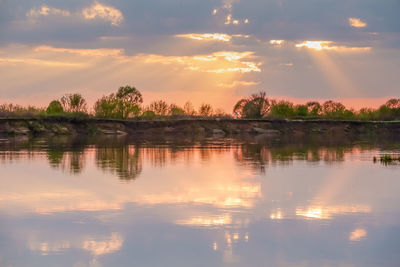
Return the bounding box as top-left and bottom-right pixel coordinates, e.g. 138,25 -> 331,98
0,135 -> 399,267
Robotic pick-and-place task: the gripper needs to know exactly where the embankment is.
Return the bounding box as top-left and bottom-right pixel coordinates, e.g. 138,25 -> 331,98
0,117 -> 399,138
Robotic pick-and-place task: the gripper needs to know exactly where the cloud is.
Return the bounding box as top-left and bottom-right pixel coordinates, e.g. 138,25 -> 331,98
82,2 -> 124,26
26,5 -> 70,18
25,2 -> 124,27
213,0 -> 249,26
349,17 -> 367,28
217,80 -> 259,88
176,33 -> 232,42
137,51 -> 261,73
175,33 -> 249,42
34,46 -> 124,57
270,40 -> 285,47
295,41 -> 371,52
0,57 -> 84,68
0,44 -> 260,111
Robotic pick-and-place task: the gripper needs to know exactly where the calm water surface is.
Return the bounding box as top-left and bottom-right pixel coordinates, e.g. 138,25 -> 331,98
0,135 -> 399,267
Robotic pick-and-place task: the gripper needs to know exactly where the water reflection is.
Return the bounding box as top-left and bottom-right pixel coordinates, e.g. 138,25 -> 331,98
96,145 -> 142,180
1,135 -> 398,177
0,135 -> 400,266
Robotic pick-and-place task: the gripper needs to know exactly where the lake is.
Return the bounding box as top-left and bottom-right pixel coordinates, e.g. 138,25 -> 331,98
0,135 -> 399,267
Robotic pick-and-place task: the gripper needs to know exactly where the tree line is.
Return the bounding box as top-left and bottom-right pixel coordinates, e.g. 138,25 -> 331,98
0,86 -> 399,121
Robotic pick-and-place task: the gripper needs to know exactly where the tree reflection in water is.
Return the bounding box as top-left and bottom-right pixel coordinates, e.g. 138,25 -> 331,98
96,145 -> 142,180
46,136 -> 87,174
0,134 -> 399,179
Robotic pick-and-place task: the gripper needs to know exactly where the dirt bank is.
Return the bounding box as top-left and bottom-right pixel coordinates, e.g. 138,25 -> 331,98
0,117 -> 399,138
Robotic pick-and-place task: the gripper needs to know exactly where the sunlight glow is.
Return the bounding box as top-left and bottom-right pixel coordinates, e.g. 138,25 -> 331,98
34,46 -> 123,57
349,17 -> 367,28
296,41 -> 334,51
0,57 -> 84,68
270,40 -> 285,46
295,41 -> 371,52
217,80 -> 259,88
176,33 -> 232,42
225,14 -> 232,25
139,51 -> 261,73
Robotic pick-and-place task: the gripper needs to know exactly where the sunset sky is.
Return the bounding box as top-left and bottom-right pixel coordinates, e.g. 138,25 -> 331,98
0,0 -> 399,111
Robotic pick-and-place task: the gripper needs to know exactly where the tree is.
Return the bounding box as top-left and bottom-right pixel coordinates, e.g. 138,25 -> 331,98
60,93 -> 87,113
385,98 -> 400,109
233,92 -> 270,119
358,108 -> 377,120
269,100 -> 295,118
149,100 -> 169,116
198,104 -> 213,117
322,100 -> 346,117
94,95 -> 118,118
306,101 -> 322,116
46,100 -> 64,115
294,104 -> 308,117
183,101 -> 196,116
94,86 -> 142,119
116,86 -> 143,105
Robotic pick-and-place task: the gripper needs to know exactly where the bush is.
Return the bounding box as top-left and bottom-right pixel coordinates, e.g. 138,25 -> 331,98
169,104 -> 185,116
141,110 -> 156,119
46,100 -> 64,115
294,105 -> 309,117
270,101 -> 295,118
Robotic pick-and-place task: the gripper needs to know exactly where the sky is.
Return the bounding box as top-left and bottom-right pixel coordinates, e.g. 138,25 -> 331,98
0,0 -> 399,112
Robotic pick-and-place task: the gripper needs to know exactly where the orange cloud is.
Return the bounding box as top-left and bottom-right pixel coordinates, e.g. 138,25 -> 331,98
82,2 -> 124,26
349,17 -> 367,28
270,40 -> 285,46
217,80 -> 259,88
176,33 -> 232,42
137,51 -> 261,73
34,46 -> 124,57
295,41 -> 371,52
175,33 -> 249,42
0,57 -> 84,68
26,5 -> 70,17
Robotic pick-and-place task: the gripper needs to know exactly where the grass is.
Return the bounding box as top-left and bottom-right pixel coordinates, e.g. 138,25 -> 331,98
374,154 -> 400,165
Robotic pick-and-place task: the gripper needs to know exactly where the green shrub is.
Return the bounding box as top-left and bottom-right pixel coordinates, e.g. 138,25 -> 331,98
46,100 -> 64,115
141,110 -> 156,119
270,101 -> 295,118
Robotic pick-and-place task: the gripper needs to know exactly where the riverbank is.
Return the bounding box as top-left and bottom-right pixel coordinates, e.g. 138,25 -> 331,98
0,117 -> 399,137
